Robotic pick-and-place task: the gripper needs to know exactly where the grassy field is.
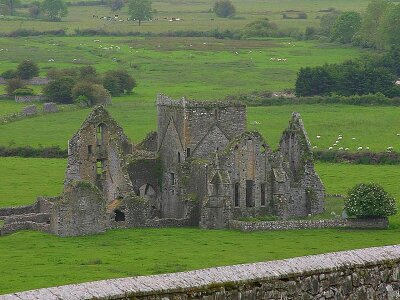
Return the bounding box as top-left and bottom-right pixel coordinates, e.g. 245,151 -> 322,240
1,158 -> 400,294
0,36 -> 364,98
0,0 -> 372,34
1,102 -> 400,152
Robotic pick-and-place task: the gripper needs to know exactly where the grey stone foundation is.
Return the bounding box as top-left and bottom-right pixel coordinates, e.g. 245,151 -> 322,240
1,245 -> 400,299
228,217 -> 389,232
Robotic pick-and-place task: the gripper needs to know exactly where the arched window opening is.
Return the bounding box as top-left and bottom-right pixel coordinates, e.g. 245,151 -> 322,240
234,182 -> 240,207
178,152 -> 181,162
114,209 -> 125,222
260,183 -> 266,206
96,123 -> 106,145
246,180 -> 254,207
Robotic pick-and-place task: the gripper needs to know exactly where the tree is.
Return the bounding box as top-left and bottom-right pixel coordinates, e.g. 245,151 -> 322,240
41,0 -> 68,21
295,66 -> 334,96
78,65 -> 100,83
359,0 -> 391,48
16,60 -> 39,80
43,77 -> 75,103
378,4 -> 400,49
0,0 -> 21,15
28,1 -> 41,18
6,78 -> 25,95
345,183 -> 397,218
108,0 -> 124,11
128,0 -> 152,26
103,70 -> 136,96
213,0 -> 235,18
331,11 -> 361,43
241,18 -> 278,37
72,81 -> 111,106
319,11 -> 341,37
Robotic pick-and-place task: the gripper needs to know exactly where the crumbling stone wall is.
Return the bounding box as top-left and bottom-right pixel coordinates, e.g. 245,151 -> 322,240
50,181 -> 108,236
3,245 -> 400,299
65,106 -> 134,205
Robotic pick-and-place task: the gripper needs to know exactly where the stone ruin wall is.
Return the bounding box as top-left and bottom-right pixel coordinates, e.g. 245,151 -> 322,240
2,245 -> 400,299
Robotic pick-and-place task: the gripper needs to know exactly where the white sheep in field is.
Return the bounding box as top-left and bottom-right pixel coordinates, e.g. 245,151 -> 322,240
345,148 -> 349,151
357,147 -> 363,151
328,147 -> 333,150
338,147 -> 343,150
316,135 -> 321,139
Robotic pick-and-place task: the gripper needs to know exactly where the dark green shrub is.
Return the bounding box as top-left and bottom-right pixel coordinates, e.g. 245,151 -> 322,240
345,183 -> 397,218
13,88 -> 34,95
16,60 -> 40,80
1,69 -> 17,79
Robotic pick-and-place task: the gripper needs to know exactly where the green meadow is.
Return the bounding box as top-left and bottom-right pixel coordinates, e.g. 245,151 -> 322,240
0,0 -> 399,294
1,102 -> 400,152
0,0 -> 371,34
1,157 -> 400,294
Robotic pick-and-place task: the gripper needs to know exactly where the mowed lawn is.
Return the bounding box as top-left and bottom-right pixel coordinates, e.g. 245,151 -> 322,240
1,158 -> 400,294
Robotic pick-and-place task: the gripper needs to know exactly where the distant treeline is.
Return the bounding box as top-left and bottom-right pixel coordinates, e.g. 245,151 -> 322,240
295,48 -> 400,98
226,91 -> 400,107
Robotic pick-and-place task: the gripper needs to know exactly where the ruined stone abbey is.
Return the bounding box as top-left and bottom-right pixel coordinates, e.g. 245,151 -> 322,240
0,95 -> 325,236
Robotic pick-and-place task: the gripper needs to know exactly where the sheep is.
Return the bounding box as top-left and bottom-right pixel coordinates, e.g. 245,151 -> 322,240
352,137 -> 356,140
316,135 -> 321,139
328,147 -> 333,150
338,147 -> 343,150
357,147 -> 363,150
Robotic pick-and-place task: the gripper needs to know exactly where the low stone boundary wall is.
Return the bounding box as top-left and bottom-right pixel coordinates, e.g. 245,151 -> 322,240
15,95 -> 47,103
0,221 -> 50,236
2,245 -> 400,299
228,217 -> 388,232
145,217 -> 191,227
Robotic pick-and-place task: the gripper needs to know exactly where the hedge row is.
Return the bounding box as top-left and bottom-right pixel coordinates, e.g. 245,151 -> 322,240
1,146 -> 400,164
314,150 -> 400,165
226,92 -> 400,106
0,146 -> 67,158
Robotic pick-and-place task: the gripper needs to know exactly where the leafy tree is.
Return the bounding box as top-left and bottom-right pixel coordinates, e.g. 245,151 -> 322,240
359,0 -> 391,48
6,78 -> 25,95
0,0 -> 20,15
241,18 -> 278,37
295,66 -> 334,96
331,11 -> 361,43
378,3 -> 400,49
319,11 -> 341,37
78,65 -> 100,83
41,0 -> 68,21
345,183 -> 397,218
47,68 -> 78,80
108,0 -> 124,11
128,0 -> 152,26
72,81 -> 111,106
16,60 -> 39,80
43,77 -> 75,103
28,2 -> 41,18
213,0 -> 235,18
103,69 -> 136,96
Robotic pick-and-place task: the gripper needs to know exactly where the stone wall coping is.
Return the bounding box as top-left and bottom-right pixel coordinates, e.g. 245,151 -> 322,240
2,244 -> 399,299
156,94 -> 245,109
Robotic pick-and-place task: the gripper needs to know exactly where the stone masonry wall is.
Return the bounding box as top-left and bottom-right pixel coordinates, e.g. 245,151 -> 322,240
228,217 -> 389,231
2,245 -> 400,299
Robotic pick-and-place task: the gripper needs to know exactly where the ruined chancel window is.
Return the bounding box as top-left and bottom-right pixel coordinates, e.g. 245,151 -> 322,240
96,160 -> 105,174
234,182 -> 239,207
170,173 -> 176,186
246,180 -> 254,207
178,152 -> 181,162
96,123 -> 106,145
186,148 -> 191,158
260,183 -> 266,206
